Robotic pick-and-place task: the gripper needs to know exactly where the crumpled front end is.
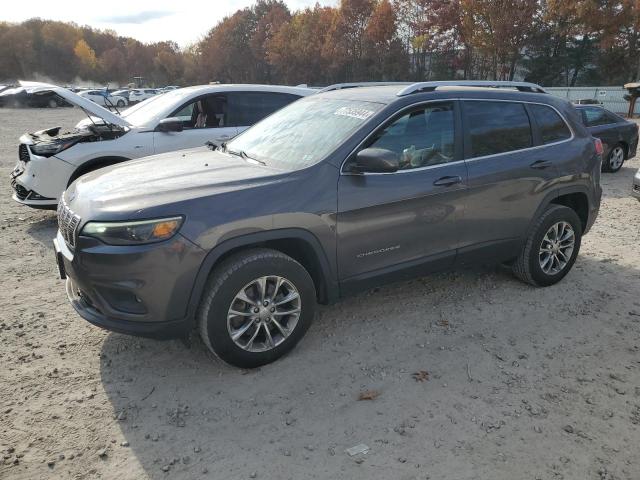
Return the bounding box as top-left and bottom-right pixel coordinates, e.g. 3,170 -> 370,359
11,136 -> 77,208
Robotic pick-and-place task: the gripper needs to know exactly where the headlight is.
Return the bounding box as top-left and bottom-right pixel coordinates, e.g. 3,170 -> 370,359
30,140 -> 76,157
81,216 -> 183,245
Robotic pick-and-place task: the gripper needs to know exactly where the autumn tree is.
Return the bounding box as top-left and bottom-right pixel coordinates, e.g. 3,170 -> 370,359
74,39 -> 97,77
267,5 -> 339,84
364,0 -> 410,79
251,1 -> 291,82
1,2 -> 639,88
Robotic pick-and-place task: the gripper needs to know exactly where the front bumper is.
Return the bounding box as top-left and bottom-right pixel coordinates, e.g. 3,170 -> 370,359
55,230 -> 207,339
632,170 -> 640,201
11,145 -> 74,208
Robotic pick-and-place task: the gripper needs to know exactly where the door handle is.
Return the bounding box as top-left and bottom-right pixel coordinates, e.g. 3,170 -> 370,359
433,175 -> 462,187
530,160 -> 553,169
218,135 -> 231,140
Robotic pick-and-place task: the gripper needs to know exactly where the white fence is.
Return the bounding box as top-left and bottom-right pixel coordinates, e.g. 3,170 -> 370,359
546,86 -> 638,115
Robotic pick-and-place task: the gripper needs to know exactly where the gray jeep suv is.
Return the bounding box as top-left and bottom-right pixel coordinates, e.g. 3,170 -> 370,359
54,81 -> 602,368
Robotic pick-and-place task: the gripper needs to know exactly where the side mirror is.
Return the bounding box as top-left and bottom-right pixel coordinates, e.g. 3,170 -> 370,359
157,117 -> 184,133
352,148 -> 399,173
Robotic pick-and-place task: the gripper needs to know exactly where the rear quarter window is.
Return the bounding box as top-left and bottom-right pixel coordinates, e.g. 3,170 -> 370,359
529,104 -> 571,144
464,101 -> 532,158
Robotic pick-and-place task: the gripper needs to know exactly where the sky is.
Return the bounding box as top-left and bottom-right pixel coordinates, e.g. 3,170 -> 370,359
2,0 -> 337,47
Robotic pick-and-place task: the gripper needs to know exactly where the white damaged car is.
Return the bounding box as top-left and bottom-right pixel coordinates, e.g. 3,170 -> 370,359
11,81 -> 314,208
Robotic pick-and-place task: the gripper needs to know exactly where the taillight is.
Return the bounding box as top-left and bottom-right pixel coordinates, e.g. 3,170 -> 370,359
594,138 -> 604,155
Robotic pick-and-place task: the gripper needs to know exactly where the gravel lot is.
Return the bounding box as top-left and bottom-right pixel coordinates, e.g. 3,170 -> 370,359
1,107 -> 640,480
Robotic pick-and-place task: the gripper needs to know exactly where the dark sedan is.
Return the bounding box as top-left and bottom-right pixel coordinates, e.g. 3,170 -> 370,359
575,105 -> 639,172
0,87 -> 72,108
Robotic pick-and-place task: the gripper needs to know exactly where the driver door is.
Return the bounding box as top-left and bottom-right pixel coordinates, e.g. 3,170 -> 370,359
337,101 -> 467,285
152,94 -> 238,154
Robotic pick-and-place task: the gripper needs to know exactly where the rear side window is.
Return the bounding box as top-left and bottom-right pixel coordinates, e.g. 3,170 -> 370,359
228,92 -> 300,126
581,107 -> 619,127
529,104 -> 571,144
464,101 -> 532,158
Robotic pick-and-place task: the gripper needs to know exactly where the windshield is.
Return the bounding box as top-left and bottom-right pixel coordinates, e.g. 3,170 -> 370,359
225,97 -> 383,170
123,89 -> 187,126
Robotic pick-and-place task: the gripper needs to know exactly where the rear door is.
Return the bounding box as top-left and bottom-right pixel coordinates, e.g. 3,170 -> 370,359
227,92 -> 302,134
152,94 -> 238,154
337,101 -> 466,283
458,100 -> 569,262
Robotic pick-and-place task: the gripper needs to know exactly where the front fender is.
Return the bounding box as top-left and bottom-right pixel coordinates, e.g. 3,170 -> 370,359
183,228 -> 339,329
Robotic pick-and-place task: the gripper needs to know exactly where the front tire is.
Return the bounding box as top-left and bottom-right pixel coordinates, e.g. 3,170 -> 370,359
603,144 -> 625,172
513,205 -> 582,287
197,248 -> 316,368
116,100 -> 125,108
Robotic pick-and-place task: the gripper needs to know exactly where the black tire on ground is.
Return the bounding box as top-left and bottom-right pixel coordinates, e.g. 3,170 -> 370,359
512,204 -> 582,287
116,100 -> 125,108
602,143 -> 625,173
197,248 -> 316,368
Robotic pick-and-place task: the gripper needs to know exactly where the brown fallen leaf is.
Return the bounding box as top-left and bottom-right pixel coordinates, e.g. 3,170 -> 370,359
437,319 -> 449,327
412,370 -> 430,382
358,390 -> 380,401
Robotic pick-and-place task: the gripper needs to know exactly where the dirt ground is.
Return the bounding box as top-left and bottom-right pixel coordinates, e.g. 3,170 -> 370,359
1,107 -> 640,480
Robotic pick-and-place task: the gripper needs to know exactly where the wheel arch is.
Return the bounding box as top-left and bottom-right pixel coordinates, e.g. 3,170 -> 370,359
529,187 -> 591,237
617,140 -> 629,159
186,229 -> 339,327
67,156 -> 130,186
551,191 -> 589,232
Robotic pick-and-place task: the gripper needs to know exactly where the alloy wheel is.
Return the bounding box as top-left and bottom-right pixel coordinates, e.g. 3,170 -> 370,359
609,146 -> 624,170
538,221 -> 575,275
227,275 -> 301,352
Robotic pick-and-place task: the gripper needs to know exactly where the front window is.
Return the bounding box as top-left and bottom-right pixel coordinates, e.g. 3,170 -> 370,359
363,102 -> 456,169
124,89 -> 194,126
171,95 -> 227,129
224,97 -> 383,170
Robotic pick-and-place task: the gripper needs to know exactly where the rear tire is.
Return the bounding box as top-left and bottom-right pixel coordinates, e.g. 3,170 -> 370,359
512,205 -> 582,287
197,248 -> 316,368
116,100 -> 125,108
603,144 -> 625,172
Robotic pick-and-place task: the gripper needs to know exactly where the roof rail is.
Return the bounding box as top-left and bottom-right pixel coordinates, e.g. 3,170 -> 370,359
396,81 -> 547,96
318,82 -> 412,93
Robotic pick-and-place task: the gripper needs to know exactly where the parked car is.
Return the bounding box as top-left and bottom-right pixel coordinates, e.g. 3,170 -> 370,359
574,105 -> 638,172
128,88 -> 160,103
632,168 -> 640,201
78,89 -> 129,108
11,81 -> 314,208
53,81 -> 602,368
0,86 -> 72,108
573,99 -> 603,105
111,89 -> 131,101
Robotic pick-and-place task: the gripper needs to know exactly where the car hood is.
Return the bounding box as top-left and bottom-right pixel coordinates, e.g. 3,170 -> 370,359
67,147 -> 290,220
19,81 -> 131,128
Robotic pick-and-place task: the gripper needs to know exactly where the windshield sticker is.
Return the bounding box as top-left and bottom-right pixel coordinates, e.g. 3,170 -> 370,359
334,106 -> 374,120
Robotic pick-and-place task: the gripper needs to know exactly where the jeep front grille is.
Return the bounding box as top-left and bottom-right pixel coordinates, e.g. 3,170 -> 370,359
57,199 -> 81,247
19,144 -> 30,162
